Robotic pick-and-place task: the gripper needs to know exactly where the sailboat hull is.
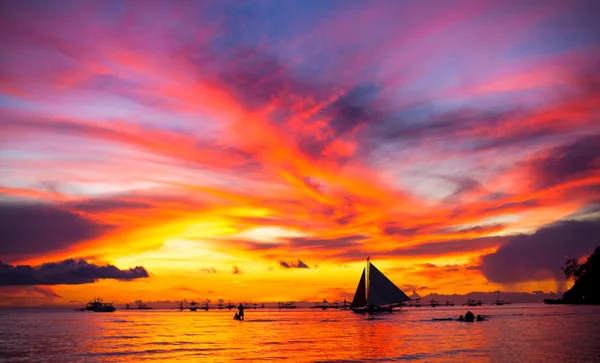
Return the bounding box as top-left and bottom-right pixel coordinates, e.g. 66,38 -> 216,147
351,305 -> 401,314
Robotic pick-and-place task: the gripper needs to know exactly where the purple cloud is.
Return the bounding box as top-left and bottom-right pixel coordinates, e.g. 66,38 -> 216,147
0,203 -> 112,262
0,259 -> 149,286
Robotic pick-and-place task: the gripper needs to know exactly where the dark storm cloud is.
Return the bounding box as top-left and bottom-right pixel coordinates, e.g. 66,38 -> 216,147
479,219 -> 600,284
279,260 -> 309,269
71,198 -> 151,212
528,135 -> 600,189
0,259 -> 149,286
0,203 -> 112,261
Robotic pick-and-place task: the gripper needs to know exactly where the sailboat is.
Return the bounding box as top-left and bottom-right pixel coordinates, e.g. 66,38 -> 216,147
494,290 -> 510,305
351,257 -> 411,313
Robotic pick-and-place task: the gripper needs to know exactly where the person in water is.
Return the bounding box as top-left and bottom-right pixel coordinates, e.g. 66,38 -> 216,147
457,315 -> 464,321
464,311 -> 475,322
233,313 -> 241,320
238,303 -> 245,320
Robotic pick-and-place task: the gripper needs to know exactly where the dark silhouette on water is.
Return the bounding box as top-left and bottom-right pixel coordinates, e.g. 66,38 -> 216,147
233,313 -> 241,320
494,290 -> 510,305
79,297 -> 115,312
238,303 -> 245,320
464,311 -> 475,322
136,300 -> 152,309
351,257 -> 410,313
463,297 -> 482,306
546,246 -> 600,305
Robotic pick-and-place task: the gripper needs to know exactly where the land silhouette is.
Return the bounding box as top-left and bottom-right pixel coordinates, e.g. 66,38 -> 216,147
546,246 -> 600,305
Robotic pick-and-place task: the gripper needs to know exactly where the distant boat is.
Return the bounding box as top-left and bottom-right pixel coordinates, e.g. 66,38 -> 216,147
84,297 -> 115,313
351,257 -> 411,313
313,299 -> 329,310
137,301 -> 152,309
464,297 -> 482,306
278,302 -> 297,309
340,299 -> 351,310
226,301 -> 235,310
430,299 -> 440,307
445,300 -> 454,306
190,301 -> 198,311
494,290 -> 510,306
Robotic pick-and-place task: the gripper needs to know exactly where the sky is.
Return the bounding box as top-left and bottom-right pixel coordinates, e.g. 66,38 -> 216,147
1,0 -> 599,307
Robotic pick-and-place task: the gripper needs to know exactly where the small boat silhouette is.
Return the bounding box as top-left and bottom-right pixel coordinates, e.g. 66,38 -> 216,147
83,297 -> 115,312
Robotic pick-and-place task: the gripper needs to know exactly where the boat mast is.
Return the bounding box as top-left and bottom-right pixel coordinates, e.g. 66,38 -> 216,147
365,256 -> 370,305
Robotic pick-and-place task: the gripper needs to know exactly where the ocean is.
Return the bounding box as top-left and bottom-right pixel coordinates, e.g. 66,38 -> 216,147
1,304 -> 599,362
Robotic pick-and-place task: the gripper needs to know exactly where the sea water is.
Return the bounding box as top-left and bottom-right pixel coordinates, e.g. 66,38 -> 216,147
1,304 -> 599,362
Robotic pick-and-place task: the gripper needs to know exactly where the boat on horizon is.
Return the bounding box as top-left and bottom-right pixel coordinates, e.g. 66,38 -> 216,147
493,290 -> 510,306
82,297 -> 116,313
464,297 -> 482,306
313,299 -> 330,310
350,257 -> 411,313
136,301 -> 152,309
277,302 -> 297,309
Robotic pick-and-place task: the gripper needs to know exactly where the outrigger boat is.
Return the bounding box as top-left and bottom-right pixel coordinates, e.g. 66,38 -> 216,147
351,257 -> 410,313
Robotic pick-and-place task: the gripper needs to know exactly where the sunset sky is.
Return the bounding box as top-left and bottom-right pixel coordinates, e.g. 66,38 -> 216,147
1,0 -> 599,307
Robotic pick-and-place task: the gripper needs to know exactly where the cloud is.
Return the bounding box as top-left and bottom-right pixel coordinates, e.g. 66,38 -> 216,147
337,236 -> 506,260
232,266 -> 243,275
0,203 -> 113,261
527,135 -> 600,189
479,219 -> 600,284
70,198 -> 151,212
392,237 -> 506,257
0,259 -> 149,286
279,260 -> 309,269
201,267 -> 217,274
288,235 -> 367,250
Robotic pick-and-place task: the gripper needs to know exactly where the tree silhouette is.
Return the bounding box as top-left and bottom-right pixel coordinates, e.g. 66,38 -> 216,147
562,258 -> 585,281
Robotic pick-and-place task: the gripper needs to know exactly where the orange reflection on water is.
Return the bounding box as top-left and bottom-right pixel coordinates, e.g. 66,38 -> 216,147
2,306 -> 600,362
